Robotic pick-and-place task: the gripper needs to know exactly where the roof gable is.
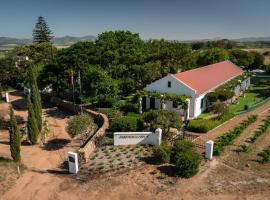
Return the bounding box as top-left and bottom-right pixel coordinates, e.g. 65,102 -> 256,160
173,61 -> 243,95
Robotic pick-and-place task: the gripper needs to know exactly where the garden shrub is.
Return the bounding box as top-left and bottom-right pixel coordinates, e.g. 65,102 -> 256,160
66,112 -> 95,138
119,103 -> 139,114
250,117 -> 270,143
153,144 -> 171,163
143,109 -> 182,137
258,148 -> 270,163
210,102 -> 230,115
175,150 -> 200,178
213,115 -> 258,156
97,108 -> 122,122
187,112 -> 235,133
92,94 -> 117,108
110,115 -> 143,132
170,140 -> 195,164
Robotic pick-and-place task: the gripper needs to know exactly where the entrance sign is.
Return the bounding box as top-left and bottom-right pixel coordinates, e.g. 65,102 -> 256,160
114,128 -> 162,146
68,152 -> 79,174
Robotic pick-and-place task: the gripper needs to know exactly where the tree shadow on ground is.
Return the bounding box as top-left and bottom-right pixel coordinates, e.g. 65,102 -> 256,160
11,98 -> 27,111
156,165 -> 177,177
139,155 -> 159,165
43,138 -> 71,151
44,107 -> 73,119
0,156 -> 12,162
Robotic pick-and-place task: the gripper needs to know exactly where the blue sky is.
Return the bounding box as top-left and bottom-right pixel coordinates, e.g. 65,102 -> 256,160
0,0 -> 269,40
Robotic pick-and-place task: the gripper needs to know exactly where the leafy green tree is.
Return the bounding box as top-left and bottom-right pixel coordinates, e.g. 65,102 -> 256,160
197,48 -> 229,66
82,66 -> 119,97
29,67 -> 42,131
143,109 -> 182,140
9,105 -> 21,162
229,49 -> 255,67
32,16 -> 53,44
251,51 -> 264,67
27,96 -> 39,144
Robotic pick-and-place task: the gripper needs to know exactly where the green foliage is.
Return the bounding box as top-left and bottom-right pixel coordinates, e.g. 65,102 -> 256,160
136,90 -> 187,109
153,144 -> 171,163
90,94 -> 118,108
229,49 -> 254,67
170,140 -> 195,164
27,96 -> 39,144
41,118 -> 50,144
175,150 -> 200,178
213,115 -> 258,156
82,66 -> 119,97
240,144 -> 251,153
197,48 -> 229,66
258,148 -> 270,163
187,112 -> 235,133
209,102 -> 230,115
250,117 -> 270,143
66,113 -> 95,138
143,109 -> 182,136
8,106 -> 21,162
119,103 -> 139,114
29,67 -> 42,131
110,115 -> 143,132
32,16 -> 53,44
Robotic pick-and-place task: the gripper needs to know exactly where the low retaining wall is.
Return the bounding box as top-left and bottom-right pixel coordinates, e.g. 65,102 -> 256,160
50,97 -> 109,163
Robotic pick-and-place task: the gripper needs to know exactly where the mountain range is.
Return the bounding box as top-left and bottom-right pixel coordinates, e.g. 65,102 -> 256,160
1,35 -> 270,48
0,35 -> 96,47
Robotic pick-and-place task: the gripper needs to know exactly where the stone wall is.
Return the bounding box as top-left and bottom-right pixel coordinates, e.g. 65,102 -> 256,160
50,97 -> 109,163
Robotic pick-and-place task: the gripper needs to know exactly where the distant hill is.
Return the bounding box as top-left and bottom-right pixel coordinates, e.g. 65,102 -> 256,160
0,35 -> 96,48
232,37 -> 270,42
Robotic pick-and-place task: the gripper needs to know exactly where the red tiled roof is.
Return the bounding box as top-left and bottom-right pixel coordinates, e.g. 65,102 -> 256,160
173,61 -> 243,95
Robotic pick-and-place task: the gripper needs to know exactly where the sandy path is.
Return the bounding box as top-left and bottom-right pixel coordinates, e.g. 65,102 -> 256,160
0,92 -> 78,200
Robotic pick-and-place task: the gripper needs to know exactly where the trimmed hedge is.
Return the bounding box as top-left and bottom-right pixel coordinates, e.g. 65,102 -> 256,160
187,113 -> 235,133
250,117 -> 270,143
110,115 -> 143,132
213,115 -> 258,156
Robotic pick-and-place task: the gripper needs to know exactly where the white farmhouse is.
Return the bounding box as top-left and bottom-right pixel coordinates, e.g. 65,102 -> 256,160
144,60 -> 247,118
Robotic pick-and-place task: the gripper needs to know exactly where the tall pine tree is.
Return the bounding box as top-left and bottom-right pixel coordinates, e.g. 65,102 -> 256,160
29,67 -> 42,131
32,16 -> 53,44
27,96 -> 39,144
9,105 -> 21,162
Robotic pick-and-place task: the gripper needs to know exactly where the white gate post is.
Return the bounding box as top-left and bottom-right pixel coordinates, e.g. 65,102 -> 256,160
185,99 -> 190,120
68,152 -> 79,174
155,128 -> 162,145
5,92 -> 9,103
205,140 -> 214,160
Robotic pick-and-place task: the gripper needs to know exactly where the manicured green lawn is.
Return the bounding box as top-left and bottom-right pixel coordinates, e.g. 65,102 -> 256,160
230,84 -> 270,113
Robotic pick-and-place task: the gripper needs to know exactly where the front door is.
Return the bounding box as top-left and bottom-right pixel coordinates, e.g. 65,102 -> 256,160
150,97 -> 155,109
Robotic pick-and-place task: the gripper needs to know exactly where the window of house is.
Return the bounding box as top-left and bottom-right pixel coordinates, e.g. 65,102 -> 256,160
168,81 -> 171,88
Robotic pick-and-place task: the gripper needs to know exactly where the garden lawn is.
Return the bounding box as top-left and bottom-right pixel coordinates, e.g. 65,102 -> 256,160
230,84 -> 270,113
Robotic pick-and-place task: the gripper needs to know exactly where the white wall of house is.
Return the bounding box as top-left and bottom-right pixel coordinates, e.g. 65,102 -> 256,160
144,74 -> 196,117
145,74 -> 196,97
